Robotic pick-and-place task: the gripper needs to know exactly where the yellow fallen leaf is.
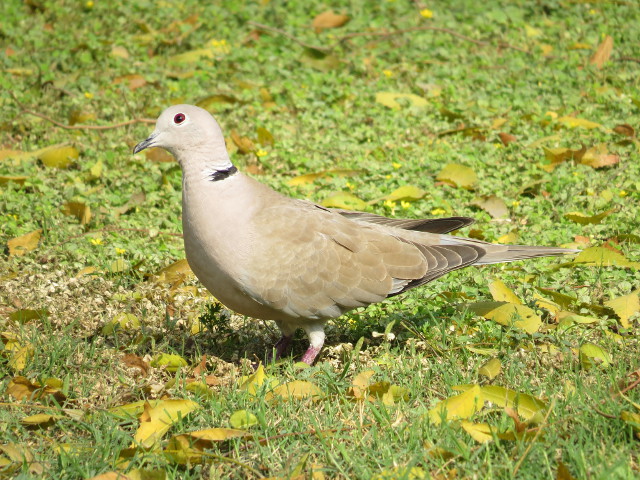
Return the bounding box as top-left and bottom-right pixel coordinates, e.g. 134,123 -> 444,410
478,358 -> 501,380
428,384 -> 483,424
266,380 -> 323,401
287,169 -> 362,186
573,247 -> 640,269
564,208 -> 615,225
375,92 -> 428,110
436,163 -> 477,189
7,229 -> 42,257
467,301 -> 542,334
321,191 -> 368,210
579,343 -> 611,369
488,279 -> 522,304
0,175 -> 28,185
154,259 -> 193,284
134,399 -> 200,448
461,420 -> 495,443
39,145 -> 79,168
557,116 -> 602,130
604,292 -> 639,328
62,201 -> 92,225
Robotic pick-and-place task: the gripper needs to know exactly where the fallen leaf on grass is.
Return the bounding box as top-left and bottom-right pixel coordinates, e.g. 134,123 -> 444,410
379,185 -> 426,203
498,132 -> 517,145
572,247 -> 640,269
541,146 -> 586,171
20,413 -> 64,428
621,411 -> 640,440
0,175 -> 28,185
154,259 -> 193,284
461,420 -> 495,443
590,35 -> 613,69
556,117 -> 602,130
6,376 -> 66,403
122,354 -> 150,376
8,308 -> 48,323
196,93 -> 242,111
62,201 -> 91,225
564,208 -> 615,225
102,313 -> 140,335
288,169 -> 362,186
348,370 -> 376,399
375,92 -> 428,110
39,145 -> 79,168
312,10 -> 350,33
435,164 -> 477,189
604,292 -> 639,328
7,229 -> 42,257
467,301 -> 542,334
113,74 -> 147,90
238,364 -> 279,395
165,428 -> 250,464
472,195 -> 508,218
229,409 -> 258,429
321,192 -> 368,210
497,231 -> 519,244
134,399 -> 200,448
256,126 -> 274,146
478,358 -> 501,380
613,124 -> 635,138
265,380 -> 323,402
108,400 -> 163,418
372,466 -> 427,480
428,384 -> 483,424
230,130 -> 255,154
579,144 -> 620,169
150,353 -> 188,372
579,343 -> 611,369
145,147 -> 174,163
488,280 -> 522,304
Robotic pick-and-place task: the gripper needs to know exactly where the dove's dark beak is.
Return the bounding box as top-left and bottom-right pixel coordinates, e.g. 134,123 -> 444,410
133,132 -> 158,154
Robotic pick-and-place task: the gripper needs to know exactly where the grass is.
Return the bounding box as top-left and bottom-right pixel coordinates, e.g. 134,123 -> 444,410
1,0 -> 639,478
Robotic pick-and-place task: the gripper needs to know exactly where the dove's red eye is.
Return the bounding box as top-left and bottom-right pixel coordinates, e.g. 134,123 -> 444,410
174,113 -> 186,124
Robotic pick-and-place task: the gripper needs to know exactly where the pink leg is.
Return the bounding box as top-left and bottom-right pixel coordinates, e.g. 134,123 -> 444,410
300,325 -> 325,365
300,345 -> 322,364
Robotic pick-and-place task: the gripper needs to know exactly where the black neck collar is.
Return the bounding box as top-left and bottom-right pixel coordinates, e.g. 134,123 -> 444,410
209,165 -> 238,182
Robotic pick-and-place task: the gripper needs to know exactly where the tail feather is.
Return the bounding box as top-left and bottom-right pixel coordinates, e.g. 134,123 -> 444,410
475,245 -> 579,265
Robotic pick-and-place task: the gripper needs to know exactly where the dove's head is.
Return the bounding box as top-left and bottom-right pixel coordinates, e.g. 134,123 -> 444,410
134,104 -> 231,170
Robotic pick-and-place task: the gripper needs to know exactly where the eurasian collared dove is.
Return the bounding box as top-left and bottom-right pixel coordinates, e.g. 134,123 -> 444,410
134,105 -> 577,364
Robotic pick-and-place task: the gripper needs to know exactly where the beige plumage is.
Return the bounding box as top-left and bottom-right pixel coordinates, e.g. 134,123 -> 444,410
134,105 -> 577,364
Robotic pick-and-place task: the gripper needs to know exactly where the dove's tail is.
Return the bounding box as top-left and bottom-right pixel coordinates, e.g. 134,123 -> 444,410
475,245 -> 579,265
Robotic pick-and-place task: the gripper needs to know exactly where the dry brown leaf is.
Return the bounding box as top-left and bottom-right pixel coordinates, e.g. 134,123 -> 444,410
113,74 -> 147,90
498,132 -> 517,145
6,376 -> 66,403
312,10 -> 350,33
590,35 -> 613,69
7,229 -> 42,257
122,353 -> 150,376
613,124 -> 635,138
230,130 -> 255,154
